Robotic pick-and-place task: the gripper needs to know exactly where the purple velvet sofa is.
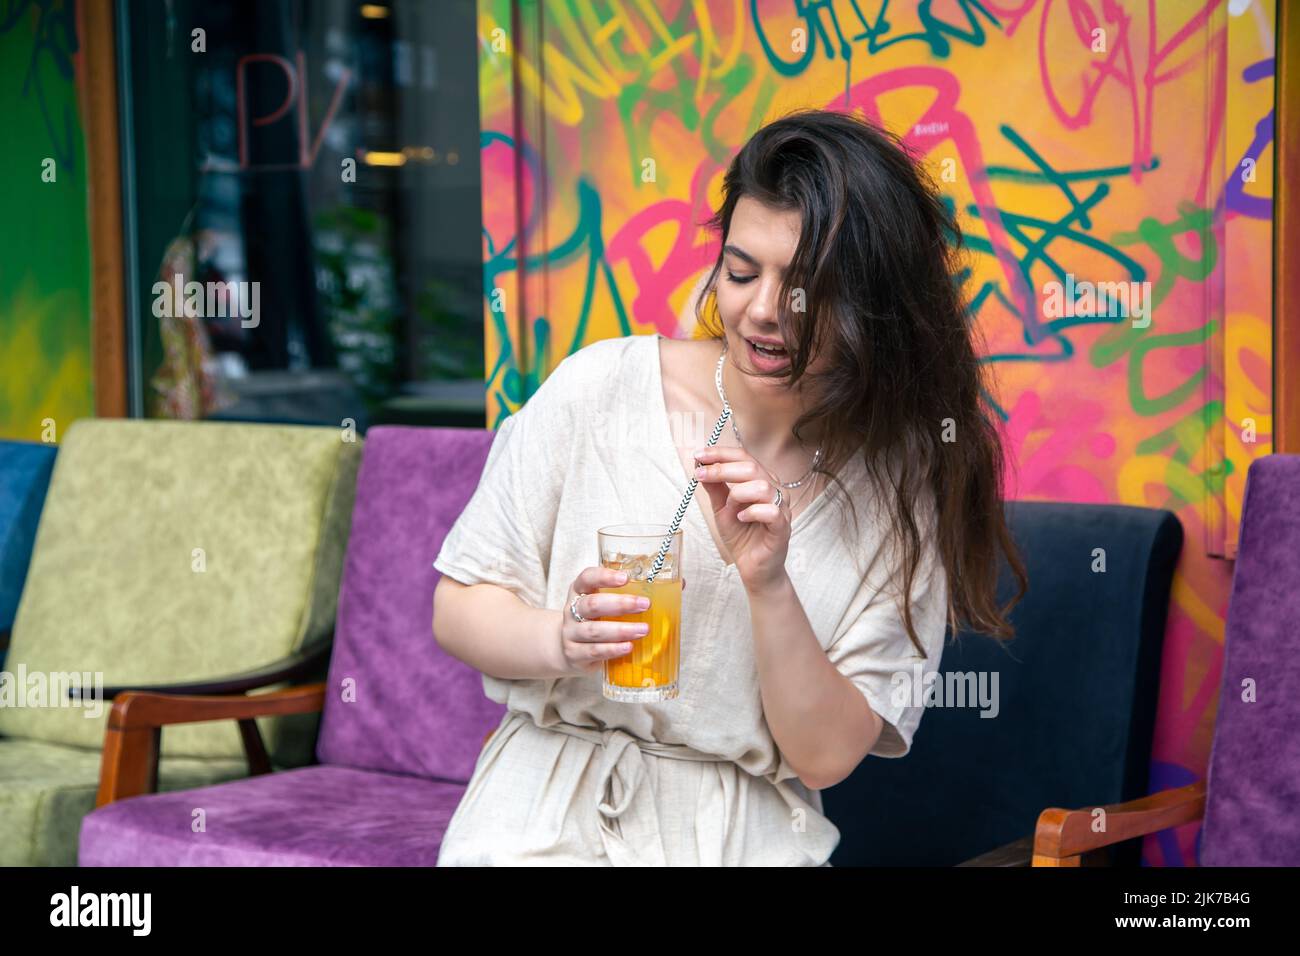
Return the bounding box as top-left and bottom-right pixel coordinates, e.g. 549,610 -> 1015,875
78,426 -> 507,866
1197,453 -> 1300,865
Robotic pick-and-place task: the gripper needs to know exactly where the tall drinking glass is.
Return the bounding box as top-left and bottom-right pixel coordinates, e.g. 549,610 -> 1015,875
596,524 -> 683,702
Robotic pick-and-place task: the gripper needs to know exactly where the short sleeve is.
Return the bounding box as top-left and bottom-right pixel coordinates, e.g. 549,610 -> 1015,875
432,360 -> 574,611
825,531 -> 949,759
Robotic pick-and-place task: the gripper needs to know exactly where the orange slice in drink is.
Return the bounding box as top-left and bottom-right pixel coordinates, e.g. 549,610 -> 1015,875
643,622 -> 673,665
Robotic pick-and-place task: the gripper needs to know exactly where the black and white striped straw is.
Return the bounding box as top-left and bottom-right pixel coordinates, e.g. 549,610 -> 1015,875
646,403 -> 731,583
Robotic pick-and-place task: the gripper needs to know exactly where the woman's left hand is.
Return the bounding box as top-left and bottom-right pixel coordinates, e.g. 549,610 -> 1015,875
693,445 -> 792,594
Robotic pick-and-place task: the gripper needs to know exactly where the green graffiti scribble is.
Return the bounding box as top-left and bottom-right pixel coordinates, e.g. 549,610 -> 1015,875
983,158 -> 1161,185
988,125 -> 1159,232
853,0 -> 1001,57
1092,199 -> 1222,390
702,64 -> 780,162
751,0 -> 1000,80
1090,201 -> 1217,369
1111,201 -> 1217,310
618,49 -> 771,186
539,0 -> 780,188
1127,321 -> 1215,416
1135,400 -> 1231,505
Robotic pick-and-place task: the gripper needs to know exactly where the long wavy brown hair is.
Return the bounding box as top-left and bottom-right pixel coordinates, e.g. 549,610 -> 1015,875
694,107 -> 1027,655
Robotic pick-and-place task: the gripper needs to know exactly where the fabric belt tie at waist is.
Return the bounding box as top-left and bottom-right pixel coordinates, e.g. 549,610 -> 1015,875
517,713 -> 721,867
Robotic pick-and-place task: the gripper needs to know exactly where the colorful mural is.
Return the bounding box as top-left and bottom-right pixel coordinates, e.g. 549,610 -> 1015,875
0,0 -> 94,441
475,0 -> 1278,865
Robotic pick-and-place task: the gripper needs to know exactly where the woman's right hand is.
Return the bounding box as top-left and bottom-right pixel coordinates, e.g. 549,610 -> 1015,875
557,566 -> 684,676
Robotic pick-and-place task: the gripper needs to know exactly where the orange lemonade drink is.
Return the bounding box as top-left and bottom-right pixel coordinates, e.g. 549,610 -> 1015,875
596,524 -> 683,702
600,577 -> 682,695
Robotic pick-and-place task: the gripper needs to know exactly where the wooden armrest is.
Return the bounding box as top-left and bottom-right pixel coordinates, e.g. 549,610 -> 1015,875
1032,780 -> 1207,866
95,683 -> 326,808
74,640 -> 331,701
107,682 -> 327,731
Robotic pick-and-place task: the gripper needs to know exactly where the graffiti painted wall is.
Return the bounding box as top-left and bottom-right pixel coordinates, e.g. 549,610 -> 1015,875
0,0 -> 94,440
476,0 -> 1277,865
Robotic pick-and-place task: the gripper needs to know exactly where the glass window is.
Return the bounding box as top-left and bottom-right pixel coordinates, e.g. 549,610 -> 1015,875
119,0 -> 485,428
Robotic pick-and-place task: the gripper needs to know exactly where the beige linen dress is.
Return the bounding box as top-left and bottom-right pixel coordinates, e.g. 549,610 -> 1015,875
432,333 -> 948,866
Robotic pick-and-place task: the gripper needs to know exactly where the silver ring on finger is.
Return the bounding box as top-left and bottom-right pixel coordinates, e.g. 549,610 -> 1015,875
771,486 -> 784,508
569,594 -> 590,624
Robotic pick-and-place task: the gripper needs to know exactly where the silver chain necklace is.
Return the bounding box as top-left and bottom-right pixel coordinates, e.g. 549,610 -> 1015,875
714,345 -> 822,490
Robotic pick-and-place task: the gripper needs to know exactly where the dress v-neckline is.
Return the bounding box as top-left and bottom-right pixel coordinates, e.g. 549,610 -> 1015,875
647,332 -> 836,569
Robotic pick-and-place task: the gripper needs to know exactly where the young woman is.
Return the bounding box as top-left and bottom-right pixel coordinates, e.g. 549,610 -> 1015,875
431,108 -> 1026,866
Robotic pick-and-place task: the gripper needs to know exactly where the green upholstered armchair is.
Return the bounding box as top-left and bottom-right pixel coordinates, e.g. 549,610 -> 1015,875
0,419 -> 360,865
